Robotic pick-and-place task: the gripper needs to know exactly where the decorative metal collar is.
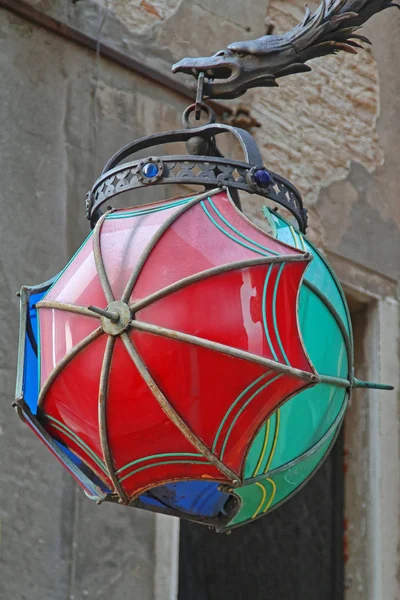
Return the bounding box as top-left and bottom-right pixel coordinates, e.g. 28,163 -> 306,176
86,122 -> 308,233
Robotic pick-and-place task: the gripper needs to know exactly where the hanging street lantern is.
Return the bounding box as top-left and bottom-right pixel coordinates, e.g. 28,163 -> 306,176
14,0 -> 396,532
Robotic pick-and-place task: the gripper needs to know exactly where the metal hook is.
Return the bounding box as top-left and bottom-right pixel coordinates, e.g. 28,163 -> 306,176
195,72 -> 205,120
182,103 -> 216,129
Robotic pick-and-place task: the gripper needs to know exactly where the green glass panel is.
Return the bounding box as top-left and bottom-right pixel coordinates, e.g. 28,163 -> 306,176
244,413 -> 278,479
266,209 -> 351,336
299,285 -> 348,378
244,259 -> 348,479
237,208 -> 352,523
304,248 -> 350,337
244,384 -> 346,478
268,383 -> 345,471
228,428 -> 337,528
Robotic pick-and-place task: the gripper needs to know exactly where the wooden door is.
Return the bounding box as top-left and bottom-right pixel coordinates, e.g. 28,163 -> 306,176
179,431 -> 344,600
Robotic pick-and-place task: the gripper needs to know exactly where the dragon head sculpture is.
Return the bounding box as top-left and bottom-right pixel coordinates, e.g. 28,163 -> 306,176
172,0 -> 399,100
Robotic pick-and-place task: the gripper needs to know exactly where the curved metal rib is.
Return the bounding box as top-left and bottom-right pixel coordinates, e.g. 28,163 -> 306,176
37,301 -> 101,319
98,336 -> 129,503
302,279 -> 352,371
93,211 -> 115,304
129,320 -> 318,384
37,328 -> 104,407
102,123 -> 264,173
121,332 -> 240,482
130,253 -> 311,314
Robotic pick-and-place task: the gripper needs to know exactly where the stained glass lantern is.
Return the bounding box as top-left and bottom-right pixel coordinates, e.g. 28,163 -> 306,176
15,122 -> 392,532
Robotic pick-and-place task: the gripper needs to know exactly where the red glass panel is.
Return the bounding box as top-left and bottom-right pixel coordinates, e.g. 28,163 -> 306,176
132,330 -> 307,475
136,263 -> 311,372
106,338 -> 229,497
39,309 -> 100,385
207,191 -> 299,256
35,191 -> 314,499
41,330 -> 231,498
41,335 -> 109,485
131,191 -> 303,303
100,203 -> 185,300
45,234 -> 106,307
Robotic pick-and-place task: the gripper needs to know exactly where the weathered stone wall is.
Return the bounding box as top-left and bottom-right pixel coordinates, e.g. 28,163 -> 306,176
0,9 -> 189,600
253,1 -> 384,204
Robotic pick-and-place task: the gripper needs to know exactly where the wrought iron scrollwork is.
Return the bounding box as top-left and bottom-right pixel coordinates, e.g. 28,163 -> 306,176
173,0 -> 399,100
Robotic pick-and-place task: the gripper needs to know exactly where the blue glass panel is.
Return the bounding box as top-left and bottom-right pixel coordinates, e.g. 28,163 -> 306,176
23,291 -> 46,414
139,495 -> 167,510
54,440 -> 112,494
141,481 -> 229,518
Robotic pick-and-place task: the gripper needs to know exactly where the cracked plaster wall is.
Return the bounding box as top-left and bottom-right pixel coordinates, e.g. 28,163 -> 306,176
82,0 -> 397,277
97,0 -> 184,30
0,10 -> 189,600
1,1 -> 400,599
252,1 -> 384,205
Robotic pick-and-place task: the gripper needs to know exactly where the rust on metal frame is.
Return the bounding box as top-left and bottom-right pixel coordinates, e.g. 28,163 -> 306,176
93,210 -> 116,304
129,320 -> 318,383
128,473 -> 230,507
98,335 -> 129,503
36,300 -> 101,319
121,332 -> 240,483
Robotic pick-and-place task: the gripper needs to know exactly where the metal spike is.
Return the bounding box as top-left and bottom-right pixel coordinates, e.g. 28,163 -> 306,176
87,305 -> 120,323
334,41 -> 358,53
344,40 -> 363,48
351,33 -> 372,44
315,0 -> 327,26
300,5 -> 312,27
353,378 -> 394,391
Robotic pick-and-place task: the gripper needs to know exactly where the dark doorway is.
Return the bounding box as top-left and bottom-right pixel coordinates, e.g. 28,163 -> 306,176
179,430 -> 344,600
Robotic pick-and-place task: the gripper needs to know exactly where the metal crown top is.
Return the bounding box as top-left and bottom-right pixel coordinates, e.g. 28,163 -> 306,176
85,120 -> 308,233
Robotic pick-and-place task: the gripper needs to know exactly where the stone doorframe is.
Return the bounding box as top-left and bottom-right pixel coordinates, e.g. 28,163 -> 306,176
152,251 -> 400,600
154,514 -> 180,600
328,251 -> 400,600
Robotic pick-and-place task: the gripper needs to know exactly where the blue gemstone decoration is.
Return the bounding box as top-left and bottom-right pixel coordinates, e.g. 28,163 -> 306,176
142,162 -> 159,178
253,169 -> 271,188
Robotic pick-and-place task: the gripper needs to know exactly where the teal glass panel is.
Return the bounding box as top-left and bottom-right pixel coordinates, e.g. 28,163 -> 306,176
244,383 -> 345,478
233,207 -> 352,527
266,208 -> 351,336
229,426 -> 337,528
244,248 -> 348,479
244,412 -> 278,479
299,285 -> 349,378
